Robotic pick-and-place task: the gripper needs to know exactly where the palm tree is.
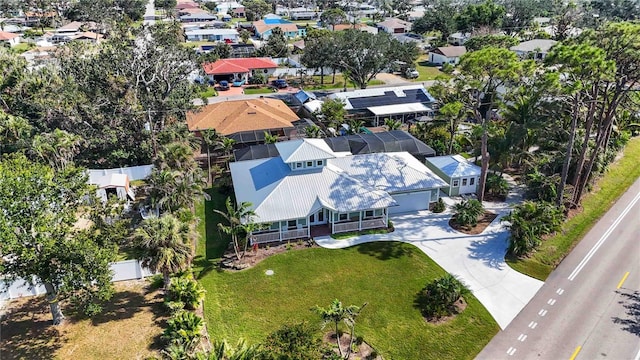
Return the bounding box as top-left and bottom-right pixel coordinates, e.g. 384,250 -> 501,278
304,125 -> 323,138
156,141 -> 196,172
421,274 -> 469,317
263,131 -> 278,144
213,197 -> 258,260
0,111 -> 32,154
452,199 -> 484,228
132,214 -> 194,289
217,136 -> 236,171
31,129 -> 83,170
201,129 -> 221,184
313,299 -> 362,358
384,118 -> 402,131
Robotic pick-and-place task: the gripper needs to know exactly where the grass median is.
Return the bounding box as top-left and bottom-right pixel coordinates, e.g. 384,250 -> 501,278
507,136 -> 640,280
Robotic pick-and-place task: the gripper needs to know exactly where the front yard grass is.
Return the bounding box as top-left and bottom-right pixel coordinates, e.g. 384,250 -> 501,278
414,56 -> 449,82
0,280 -> 166,360
243,87 -> 275,95
302,74 -> 384,90
199,243 -> 498,359
507,136 -> 640,280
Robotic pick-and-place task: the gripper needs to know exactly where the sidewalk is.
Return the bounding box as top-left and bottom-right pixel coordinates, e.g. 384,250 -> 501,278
315,183 -> 542,330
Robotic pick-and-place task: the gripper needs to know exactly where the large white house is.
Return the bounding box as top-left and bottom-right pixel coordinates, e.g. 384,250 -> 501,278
230,139 -> 448,244
185,28 -> 239,42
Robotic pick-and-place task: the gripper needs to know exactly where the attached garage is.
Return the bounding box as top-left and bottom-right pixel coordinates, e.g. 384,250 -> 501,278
390,191 -> 430,214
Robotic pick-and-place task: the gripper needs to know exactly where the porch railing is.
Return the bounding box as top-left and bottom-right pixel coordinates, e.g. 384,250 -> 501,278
361,217 -> 386,230
250,228 -> 309,244
333,221 -> 360,233
333,217 -> 387,234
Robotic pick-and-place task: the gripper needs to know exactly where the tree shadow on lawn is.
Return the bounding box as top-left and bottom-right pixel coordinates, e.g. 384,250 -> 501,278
0,297 -> 66,360
612,289 -> 640,336
356,241 -> 409,260
465,233 -> 508,270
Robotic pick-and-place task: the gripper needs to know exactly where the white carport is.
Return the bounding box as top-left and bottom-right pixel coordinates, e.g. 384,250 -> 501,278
367,103 -> 433,126
91,173 -> 135,202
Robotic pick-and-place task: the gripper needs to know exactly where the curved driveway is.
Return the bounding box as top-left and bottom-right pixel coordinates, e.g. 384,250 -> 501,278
315,196 -> 543,330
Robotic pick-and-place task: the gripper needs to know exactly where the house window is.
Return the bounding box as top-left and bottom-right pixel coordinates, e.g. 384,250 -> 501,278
453,180 -> 459,187
470,178 -> 475,185
296,162 -> 303,169
306,161 -> 313,167
317,160 -> 323,166
374,209 -> 383,216
365,210 -> 374,218
462,178 -> 468,186
269,223 -> 279,230
287,220 -> 297,229
339,213 -> 348,221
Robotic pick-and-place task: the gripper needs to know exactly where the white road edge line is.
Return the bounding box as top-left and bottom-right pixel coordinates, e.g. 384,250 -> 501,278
568,191 -> 640,281
634,347 -> 640,360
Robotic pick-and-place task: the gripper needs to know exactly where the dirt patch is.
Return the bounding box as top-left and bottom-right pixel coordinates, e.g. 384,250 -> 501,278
449,211 -> 498,235
221,240 -> 317,270
423,298 -> 468,324
322,332 -> 382,360
0,280 -> 167,360
483,193 -> 507,202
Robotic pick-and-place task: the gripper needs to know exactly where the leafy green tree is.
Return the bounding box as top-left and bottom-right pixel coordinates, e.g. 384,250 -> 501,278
0,154 -> 117,325
456,0 -> 506,32
436,101 -> 467,155
500,0 -> 549,35
458,47 -> 524,201
244,0 -> 270,21
155,0 -> 177,16
503,201 -> 563,257
301,29 -> 335,85
263,322 -> 324,360
412,0 -> 458,40
201,129 -> 221,183
203,2 -> 218,12
452,199 -> 484,228
464,34 -> 519,52
319,7 -> 347,30
30,129 -> 83,171
213,197 -> 259,260
239,29 -> 251,43
416,274 -> 469,318
392,0 -> 413,20
133,214 -> 194,289
257,27 -> 289,57
0,109 -> 31,154
317,98 -> 346,129
589,0 -> 640,21
525,168 -> 560,202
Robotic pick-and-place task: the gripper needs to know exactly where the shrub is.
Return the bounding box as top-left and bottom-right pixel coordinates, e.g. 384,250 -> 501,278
503,201 -> 564,257
524,169 -> 559,202
432,198 -> 446,213
452,199 -> 484,227
166,274 -> 206,310
263,322 -> 323,360
485,173 -> 509,199
163,311 -> 204,346
165,300 -> 185,315
416,274 -> 469,318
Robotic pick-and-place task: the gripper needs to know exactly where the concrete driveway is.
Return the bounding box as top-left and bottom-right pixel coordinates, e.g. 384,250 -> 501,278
315,198 -> 543,330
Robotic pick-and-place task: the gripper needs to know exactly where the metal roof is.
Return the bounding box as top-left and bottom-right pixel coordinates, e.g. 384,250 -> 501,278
367,103 -> 432,116
274,139 -> 337,163
426,155 -> 481,178
230,157 -> 395,223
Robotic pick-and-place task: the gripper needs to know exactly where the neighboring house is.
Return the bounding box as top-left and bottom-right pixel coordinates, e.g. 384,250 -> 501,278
376,18 -> 411,34
202,57 -> 278,82
55,21 -> 97,33
176,2 -> 200,10
186,98 -> 299,145
288,7 -> 318,20
428,46 -> 467,65
230,138 -> 448,243
89,173 -> 136,203
180,13 -> 217,22
425,155 -> 481,196
229,43 -> 257,57
0,31 -> 20,47
185,28 -> 238,42
253,18 -> 306,39
448,32 -> 470,46
71,32 -> 104,43
510,39 -> 557,60
327,84 -> 436,126
330,23 -> 374,33
178,7 -> 209,16
21,46 -> 57,66
232,7 -> 245,18
216,1 -> 242,14
234,130 -> 437,162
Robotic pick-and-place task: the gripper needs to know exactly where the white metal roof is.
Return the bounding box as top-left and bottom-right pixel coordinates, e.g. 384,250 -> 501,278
510,39 -> 557,53
185,29 -> 238,36
303,99 -> 323,113
230,157 -> 395,223
329,152 -> 448,193
89,173 -> 129,189
426,155 -> 481,178
274,138 -> 337,163
367,103 -> 432,116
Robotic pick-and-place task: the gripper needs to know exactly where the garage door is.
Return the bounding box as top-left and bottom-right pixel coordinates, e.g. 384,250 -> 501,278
390,191 -> 430,214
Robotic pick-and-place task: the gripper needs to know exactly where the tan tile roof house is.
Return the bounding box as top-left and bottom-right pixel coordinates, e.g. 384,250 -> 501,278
186,98 -> 299,136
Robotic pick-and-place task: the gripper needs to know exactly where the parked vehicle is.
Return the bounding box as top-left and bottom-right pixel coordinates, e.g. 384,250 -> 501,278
232,79 -> 246,87
272,79 -> 288,89
218,80 -> 230,90
404,68 -> 419,79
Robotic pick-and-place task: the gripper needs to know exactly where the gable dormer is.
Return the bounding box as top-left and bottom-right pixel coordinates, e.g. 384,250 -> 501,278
275,139 -> 336,171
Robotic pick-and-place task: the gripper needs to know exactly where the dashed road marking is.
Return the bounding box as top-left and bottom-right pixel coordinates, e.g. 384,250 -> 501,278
528,321 -> 538,329
548,298 -> 557,305
539,309 -> 548,316
556,288 -> 565,295
507,347 -> 517,356
517,334 -> 527,342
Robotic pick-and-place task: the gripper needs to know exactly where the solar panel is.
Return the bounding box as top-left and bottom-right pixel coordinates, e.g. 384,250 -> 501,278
348,89 -> 433,110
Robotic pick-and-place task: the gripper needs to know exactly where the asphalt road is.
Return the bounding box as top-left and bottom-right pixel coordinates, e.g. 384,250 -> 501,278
477,177 -> 640,360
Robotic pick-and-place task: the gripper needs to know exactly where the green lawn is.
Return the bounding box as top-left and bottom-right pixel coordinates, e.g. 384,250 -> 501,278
195,189 -> 498,359
415,56 -> 449,82
243,87 -> 276,95
507,136 -> 640,280
198,87 -> 217,98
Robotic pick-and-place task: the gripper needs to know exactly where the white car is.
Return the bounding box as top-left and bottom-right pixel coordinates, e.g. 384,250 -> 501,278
405,68 -> 419,79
